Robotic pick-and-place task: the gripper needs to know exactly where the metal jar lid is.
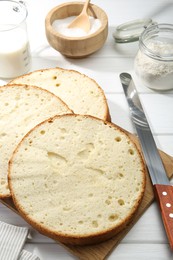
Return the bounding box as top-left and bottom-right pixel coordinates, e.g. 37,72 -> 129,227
113,18 -> 155,43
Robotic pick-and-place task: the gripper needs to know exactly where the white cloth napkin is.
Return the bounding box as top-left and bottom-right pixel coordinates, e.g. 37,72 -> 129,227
0,221 -> 40,260
19,250 -> 40,260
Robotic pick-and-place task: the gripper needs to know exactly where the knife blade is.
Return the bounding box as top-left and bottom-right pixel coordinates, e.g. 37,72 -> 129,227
120,72 -> 173,250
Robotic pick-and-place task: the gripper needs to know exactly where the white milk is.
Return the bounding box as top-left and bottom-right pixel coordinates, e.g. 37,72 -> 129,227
52,16 -> 101,37
0,27 -> 31,78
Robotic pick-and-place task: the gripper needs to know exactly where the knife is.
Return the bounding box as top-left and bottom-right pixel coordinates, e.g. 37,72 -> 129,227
120,72 -> 173,250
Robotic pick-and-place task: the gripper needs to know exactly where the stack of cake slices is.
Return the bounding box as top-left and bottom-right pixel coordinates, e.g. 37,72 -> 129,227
0,67 -> 145,245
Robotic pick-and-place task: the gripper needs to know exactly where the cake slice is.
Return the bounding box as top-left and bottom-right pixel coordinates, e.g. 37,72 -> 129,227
9,67 -> 110,121
9,114 -> 146,245
0,84 -> 72,198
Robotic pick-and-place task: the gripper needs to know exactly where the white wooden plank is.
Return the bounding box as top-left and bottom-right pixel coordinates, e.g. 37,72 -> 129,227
20,242 -> 173,260
155,136 -> 173,157
23,243 -> 75,260
97,0 -> 173,26
0,55 -> 134,93
122,203 -> 168,243
140,94 -> 173,134
109,243 -> 173,260
107,93 -> 173,134
1,56 -> 173,97
106,93 -> 135,132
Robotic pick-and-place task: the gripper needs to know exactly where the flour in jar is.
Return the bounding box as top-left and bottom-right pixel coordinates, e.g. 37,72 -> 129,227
135,41 -> 173,90
52,16 -> 101,37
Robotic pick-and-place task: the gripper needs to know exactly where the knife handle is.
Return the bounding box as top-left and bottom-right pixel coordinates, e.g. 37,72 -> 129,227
154,184 -> 173,250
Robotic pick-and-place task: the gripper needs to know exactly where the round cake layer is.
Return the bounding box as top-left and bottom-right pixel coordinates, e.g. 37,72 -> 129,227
9,67 -> 110,121
0,84 -> 72,198
9,114 -> 146,245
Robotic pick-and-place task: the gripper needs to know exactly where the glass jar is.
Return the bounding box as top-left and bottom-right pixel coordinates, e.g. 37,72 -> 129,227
112,19 -> 155,56
113,18 -> 154,43
134,24 -> 173,91
0,0 -> 31,78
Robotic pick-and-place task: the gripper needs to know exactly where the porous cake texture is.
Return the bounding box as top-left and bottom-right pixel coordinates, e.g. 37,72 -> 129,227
9,114 -> 146,245
0,84 -> 72,198
9,67 -> 110,121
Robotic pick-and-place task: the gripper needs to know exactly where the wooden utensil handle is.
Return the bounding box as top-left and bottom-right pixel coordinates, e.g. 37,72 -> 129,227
154,184 -> 173,250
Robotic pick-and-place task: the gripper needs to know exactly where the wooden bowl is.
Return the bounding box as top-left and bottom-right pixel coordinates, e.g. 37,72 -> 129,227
45,2 -> 108,58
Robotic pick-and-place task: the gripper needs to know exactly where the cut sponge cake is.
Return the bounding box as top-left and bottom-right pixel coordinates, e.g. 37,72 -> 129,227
9,114 -> 146,245
0,84 -> 72,198
9,67 -> 110,121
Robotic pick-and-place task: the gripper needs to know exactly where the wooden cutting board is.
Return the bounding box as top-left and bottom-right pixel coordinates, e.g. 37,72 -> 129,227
1,133 -> 173,260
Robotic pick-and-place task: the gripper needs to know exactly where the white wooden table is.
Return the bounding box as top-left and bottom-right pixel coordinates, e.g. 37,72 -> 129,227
1,0 -> 173,259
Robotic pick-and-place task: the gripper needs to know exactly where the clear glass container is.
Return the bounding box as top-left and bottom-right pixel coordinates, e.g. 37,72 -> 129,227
112,18 -> 155,57
134,24 -> 173,91
113,18 -> 154,43
0,0 -> 31,78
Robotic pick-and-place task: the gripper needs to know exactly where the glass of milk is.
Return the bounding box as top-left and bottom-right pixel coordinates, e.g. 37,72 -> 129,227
0,0 -> 31,78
